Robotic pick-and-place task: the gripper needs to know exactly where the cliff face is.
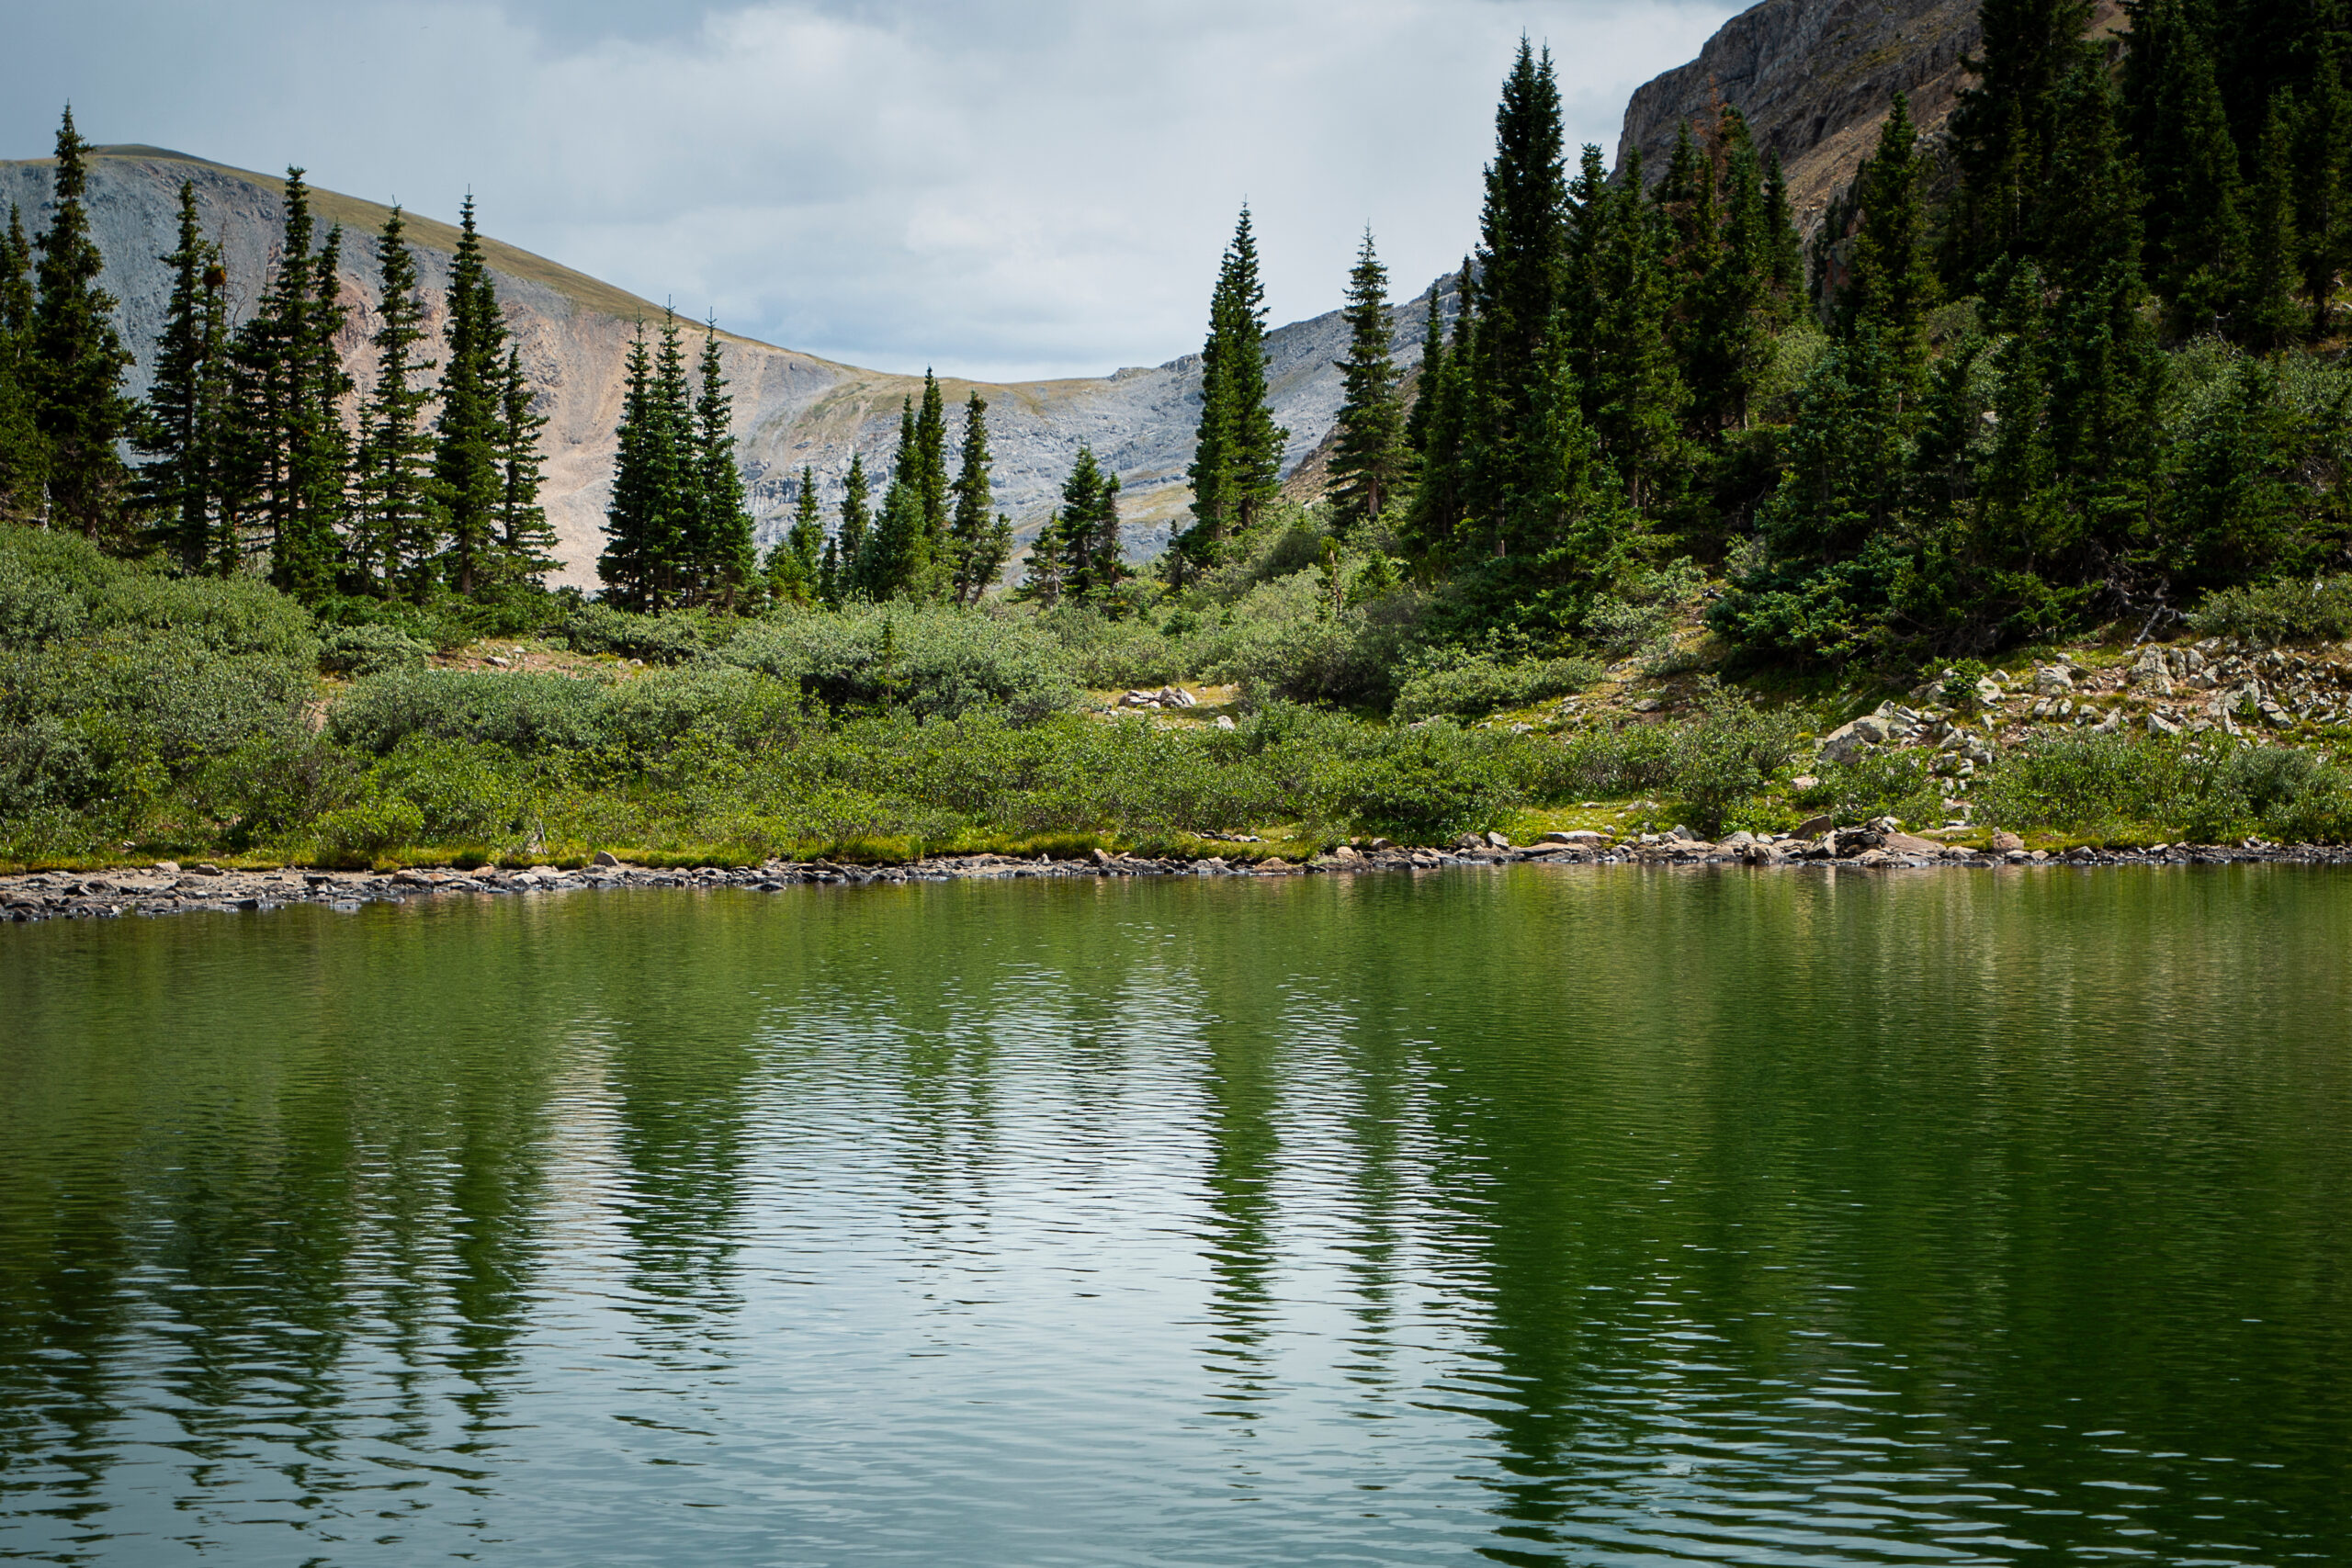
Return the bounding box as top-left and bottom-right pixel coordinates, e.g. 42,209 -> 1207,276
0,148 -> 1435,585
1616,0 -> 2124,233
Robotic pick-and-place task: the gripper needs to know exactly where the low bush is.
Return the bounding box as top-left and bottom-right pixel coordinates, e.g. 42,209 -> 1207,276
319,623 -> 431,675
2184,576 -> 2352,648
1392,648 -> 1600,722
328,669 -> 613,756
562,602 -> 713,664
721,604 -> 1076,720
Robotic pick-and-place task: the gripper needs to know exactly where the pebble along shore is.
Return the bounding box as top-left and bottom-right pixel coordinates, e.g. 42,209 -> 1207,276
6,829 -> 2350,924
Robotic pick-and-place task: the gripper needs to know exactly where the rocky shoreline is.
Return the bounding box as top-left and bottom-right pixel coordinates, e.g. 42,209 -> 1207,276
5,829 -> 2350,923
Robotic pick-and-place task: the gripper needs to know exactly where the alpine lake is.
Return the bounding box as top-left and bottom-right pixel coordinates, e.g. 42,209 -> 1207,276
3,862 -> 2348,1565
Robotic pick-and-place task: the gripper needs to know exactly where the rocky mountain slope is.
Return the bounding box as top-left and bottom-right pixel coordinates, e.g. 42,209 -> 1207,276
1617,0 -> 2125,231
0,147 -> 1442,586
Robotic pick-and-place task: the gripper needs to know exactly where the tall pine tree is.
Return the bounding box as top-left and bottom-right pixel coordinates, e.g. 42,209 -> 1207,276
1329,229 -> 1407,534
0,204 -> 44,522
686,324 -> 756,606
350,206 -> 438,598
1840,94 -> 1942,396
434,196 -> 508,596
492,345 -> 556,588
1172,205 -> 1286,581
946,390 -> 1012,604
134,181 -> 230,571
1464,39 -> 1570,540
29,107 -> 135,547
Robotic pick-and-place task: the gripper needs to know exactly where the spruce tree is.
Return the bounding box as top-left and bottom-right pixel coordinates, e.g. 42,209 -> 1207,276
1465,38 -> 1570,537
1329,229 -> 1408,534
135,181 -> 228,571
229,169 -> 351,602
435,196 -> 508,596
29,107 -> 136,547
2145,9 -> 2249,334
688,324 -> 756,607
1690,108 -> 1779,431
835,451 -> 871,599
1173,205 -> 1286,579
2243,92 -> 2309,349
598,326 -> 665,610
1841,94 -> 1942,396
1401,281 -> 1448,462
1402,260 -> 1474,565
767,465 -> 822,604
493,345 -> 556,588
818,534 -> 842,609
1947,0 -> 2097,277
350,206 -> 438,598
864,471 -> 926,600
1585,152 -> 1689,517
946,390 -> 1012,604
1054,446 -> 1125,604
915,369 -> 950,572
2041,55 -> 2144,298
0,204 -> 44,523
2296,51 -> 2350,334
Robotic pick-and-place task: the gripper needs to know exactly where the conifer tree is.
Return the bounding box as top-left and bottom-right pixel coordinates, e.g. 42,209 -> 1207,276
598,326 -> 668,610
1690,109 -> 1779,430
492,345 -> 556,588
767,465 -> 822,604
227,169 -> 351,600
818,534 -> 842,608
1585,153 -> 1689,516
1172,205 -> 1286,579
2296,52 -> 2350,334
1329,229 -> 1408,534
2143,7 -> 2248,334
1017,519 -> 1069,605
1947,0 -> 2097,277
350,206 -> 437,598
687,324 -> 756,606
2243,93 -> 2309,350
915,369 -> 950,570
0,204 -> 44,522
832,451 -> 872,603
1053,445 -> 1125,604
2041,55 -> 2144,298
29,107 -> 136,547
946,390 -> 1012,604
435,196 -> 508,596
1464,39 -> 1570,537
135,182 -> 229,571
1841,94 -> 1941,396
1402,260 -> 1474,564
1402,282 -> 1448,462
864,471 -> 927,600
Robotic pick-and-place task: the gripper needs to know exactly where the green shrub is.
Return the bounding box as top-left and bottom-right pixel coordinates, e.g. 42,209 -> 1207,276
329,669 -> 613,756
2184,576 -> 2352,647
1793,745 -> 1947,830
722,604 -> 1076,720
314,795 -> 426,863
1392,648 -> 1600,722
320,623 -> 431,675
563,602 -> 713,664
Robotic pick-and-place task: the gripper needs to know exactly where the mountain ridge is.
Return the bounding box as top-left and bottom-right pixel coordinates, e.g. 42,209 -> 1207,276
0,145 -> 1439,586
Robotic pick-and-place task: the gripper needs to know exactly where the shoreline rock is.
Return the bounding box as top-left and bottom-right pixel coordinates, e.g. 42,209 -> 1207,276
4,836 -> 2347,923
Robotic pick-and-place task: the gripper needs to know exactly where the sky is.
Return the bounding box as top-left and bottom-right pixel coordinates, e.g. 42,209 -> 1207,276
2,0 -> 1740,382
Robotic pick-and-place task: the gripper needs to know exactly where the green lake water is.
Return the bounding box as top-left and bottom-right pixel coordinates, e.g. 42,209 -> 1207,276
2,865 -> 2348,1565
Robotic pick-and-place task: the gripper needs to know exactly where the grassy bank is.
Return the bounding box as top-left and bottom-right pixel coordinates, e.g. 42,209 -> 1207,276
12,520 -> 2352,874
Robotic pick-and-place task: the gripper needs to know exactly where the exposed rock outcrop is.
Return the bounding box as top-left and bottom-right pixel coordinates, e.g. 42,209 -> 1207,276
1616,0 -> 2125,234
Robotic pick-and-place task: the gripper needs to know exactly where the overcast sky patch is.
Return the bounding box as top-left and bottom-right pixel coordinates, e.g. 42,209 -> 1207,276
3,0 -> 1739,381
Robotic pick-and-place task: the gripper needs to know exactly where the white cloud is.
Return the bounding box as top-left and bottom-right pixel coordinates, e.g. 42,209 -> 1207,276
5,0 -> 1737,379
